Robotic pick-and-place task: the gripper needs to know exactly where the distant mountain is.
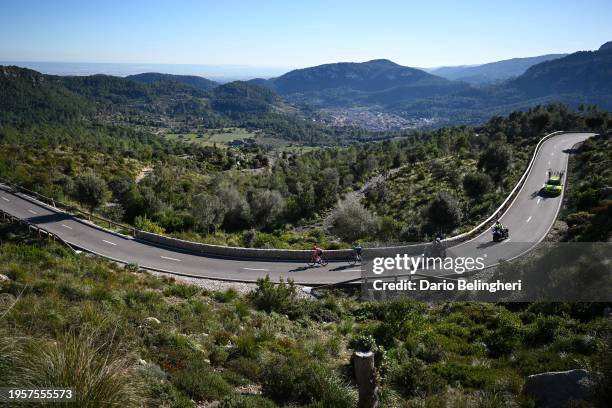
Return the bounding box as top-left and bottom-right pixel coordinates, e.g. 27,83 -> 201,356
126,72 -> 218,91
506,45 -> 612,102
256,59 -> 470,107
427,54 -> 567,85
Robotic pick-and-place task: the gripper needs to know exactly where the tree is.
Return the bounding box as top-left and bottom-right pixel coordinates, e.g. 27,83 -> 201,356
462,172 -> 492,199
217,185 -> 251,230
315,168 -> 340,209
425,192 -> 461,234
74,173 -> 108,213
529,112 -> 551,133
328,197 -> 378,242
190,193 -> 226,233
478,143 -> 512,181
249,189 -> 285,230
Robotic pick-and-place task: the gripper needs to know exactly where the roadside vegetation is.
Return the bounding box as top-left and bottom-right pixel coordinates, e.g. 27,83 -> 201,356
562,132 -> 612,241
0,224 -> 609,407
1,103 -> 609,249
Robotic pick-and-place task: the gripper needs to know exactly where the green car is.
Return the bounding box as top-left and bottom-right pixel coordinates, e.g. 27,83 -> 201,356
541,172 -> 563,196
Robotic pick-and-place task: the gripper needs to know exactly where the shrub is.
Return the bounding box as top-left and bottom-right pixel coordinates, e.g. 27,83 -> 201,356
213,287 -> 238,303
462,172 -> 492,199
225,357 -> 261,381
0,331 -> 144,407
250,275 -> 298,316
173,359 -> 232,401
235,333 -> 260,359
388,357 -> 446,397
261,354 -> 357,407
163,283 -> 200,299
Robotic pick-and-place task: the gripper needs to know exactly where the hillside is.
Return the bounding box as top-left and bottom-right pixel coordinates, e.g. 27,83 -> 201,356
126,72 -> 219,91
0,66 -> 93,126
427,54 -> 567,85
0,66 -> 349,143
0,226 -> 609,407
259,59 -> 469,107
505,44 -> 612,108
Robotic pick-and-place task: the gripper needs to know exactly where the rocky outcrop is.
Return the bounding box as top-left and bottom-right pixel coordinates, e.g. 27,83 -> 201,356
523,369 -> 594,407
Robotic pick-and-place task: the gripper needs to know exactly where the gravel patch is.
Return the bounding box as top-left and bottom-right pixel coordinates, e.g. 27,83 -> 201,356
147,269 -> 314,299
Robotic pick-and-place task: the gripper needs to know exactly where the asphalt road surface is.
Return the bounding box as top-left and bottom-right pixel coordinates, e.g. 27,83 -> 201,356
0,132 -> 594,285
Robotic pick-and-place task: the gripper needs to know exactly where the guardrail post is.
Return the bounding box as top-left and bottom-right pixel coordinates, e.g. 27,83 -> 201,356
353,351 -> 379,408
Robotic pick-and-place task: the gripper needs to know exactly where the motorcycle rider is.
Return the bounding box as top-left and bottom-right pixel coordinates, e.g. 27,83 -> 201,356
492,220 -> 503,234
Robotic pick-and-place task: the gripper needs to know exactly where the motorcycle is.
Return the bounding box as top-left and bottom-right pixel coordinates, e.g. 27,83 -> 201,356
492,227 -> 509,242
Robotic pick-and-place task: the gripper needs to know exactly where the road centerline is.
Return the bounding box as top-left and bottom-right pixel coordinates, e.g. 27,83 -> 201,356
1,197 -> 9,202
242,267 -> 269,271
160,255 -> 181,262
61,224 -> 73,230
28,209 -> 38,215
102,239 -> 117,246
526,216 -> 532,223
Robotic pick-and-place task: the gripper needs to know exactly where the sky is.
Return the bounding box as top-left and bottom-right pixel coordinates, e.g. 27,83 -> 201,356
1,0 -> 611,74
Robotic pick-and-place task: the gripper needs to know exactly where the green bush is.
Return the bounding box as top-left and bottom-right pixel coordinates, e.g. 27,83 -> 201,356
163,283 -> 201,299
388,357 -> 446,397
225,357 -> 261,381
173,359 -> 232,401
261,353 -> 357,407
0,331 -> 144,407
250,275 -> 298,316
213,287 -> 239,303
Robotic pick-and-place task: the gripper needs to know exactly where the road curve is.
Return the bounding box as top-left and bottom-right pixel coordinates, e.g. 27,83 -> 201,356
0,132 -> 594,285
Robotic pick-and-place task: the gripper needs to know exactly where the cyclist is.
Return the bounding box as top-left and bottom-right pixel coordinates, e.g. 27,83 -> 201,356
352,242 -> 363,263
312,244 -> 323,264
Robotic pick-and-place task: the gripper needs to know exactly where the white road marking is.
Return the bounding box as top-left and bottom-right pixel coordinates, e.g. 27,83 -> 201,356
242,267 -> 269,271
551,152 -> 555,156
28,209 -> 38,215
61,224 -> 73,230
547,161 -> 551,165
160,255 -> 181,262
502,238 -> 512,245
344,269 -> 363,272
1,197 -> 9,202
102,239 -> 117,246
526,216 -> 532,223
537,198 -> 541,204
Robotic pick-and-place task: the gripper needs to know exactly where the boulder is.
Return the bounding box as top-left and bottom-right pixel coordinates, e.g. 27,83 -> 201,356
0,274 -> 9,283
523,369 -> 594,407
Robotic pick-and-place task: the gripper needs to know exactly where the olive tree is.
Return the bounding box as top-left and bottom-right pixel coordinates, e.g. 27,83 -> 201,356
190,193 -> 227,233
74,173 -> 108,213
328,197 -> 378,243
249,189 -> 285,230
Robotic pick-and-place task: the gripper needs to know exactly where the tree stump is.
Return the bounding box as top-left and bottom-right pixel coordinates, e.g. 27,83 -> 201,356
353,351 -> 378,408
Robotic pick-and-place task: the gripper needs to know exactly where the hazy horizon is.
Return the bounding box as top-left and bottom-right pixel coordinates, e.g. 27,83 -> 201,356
2,0 -> 611,72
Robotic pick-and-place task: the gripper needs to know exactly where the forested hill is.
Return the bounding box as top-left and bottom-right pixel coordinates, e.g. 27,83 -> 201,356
0,66 -> 94,126
126,72 -> 218,91
256,59 -> 469,106
506,43 -> 612,102
0,65 -> 368,144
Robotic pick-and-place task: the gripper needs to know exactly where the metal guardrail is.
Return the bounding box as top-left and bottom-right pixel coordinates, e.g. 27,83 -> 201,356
0,177 -> 136,236
0,207 -> 77,252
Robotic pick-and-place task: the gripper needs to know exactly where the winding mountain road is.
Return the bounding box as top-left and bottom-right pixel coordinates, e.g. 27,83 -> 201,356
0,132 -> 594,285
